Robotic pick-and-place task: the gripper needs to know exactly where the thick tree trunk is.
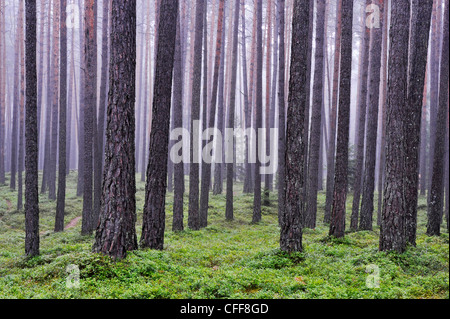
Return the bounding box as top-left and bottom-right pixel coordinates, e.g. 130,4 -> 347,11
93,0 -> 138,260
280,0 -> 310,253
329,0 -> 354,239
402,0 -> 433,244
25,0 -> 40,258
140,0 -> 178,250
427,0 -> 449,237
379,0 -> 410,253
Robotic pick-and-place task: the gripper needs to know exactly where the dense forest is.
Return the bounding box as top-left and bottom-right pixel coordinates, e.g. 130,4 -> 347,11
0,0 -> 448,300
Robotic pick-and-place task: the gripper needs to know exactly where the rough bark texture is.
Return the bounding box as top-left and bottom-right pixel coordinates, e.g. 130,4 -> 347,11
172,9 -> 185,232
402,0 -> 433,244
81,0 -> 97,235
188,0 -> 205,231
140,0 -> 178,250
25,0 -> 40,257
427,0 -> 449,237
379,0 -> 410,253
92,0 -> 138,260
199,0 -> 225,226
305,0 -> 326,229
359,0 -> 387,231
56,0 -> 68,232
280,0 -> 310,253
329,0 -> 353,239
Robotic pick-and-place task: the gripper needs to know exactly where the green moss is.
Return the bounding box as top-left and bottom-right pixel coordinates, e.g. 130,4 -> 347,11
0,172 -> 448,299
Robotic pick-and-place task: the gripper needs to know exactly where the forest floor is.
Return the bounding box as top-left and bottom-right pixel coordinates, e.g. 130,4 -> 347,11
0,172 -> 448,299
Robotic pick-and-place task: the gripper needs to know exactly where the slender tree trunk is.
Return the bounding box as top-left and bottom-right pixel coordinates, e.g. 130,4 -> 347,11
379,0 -> 410,253
81,0 -> 97,235
280,0 -> 310,253
199,0 -> 225,227
324,0 -> 342,224
93,0 -> 138,260
140,0 -> 178,250
56,0 -> 68,232
252,0 -> 264,224
305,0 -> 326,229
188,0 -> 205,231
48,0 -> 60,201
427,0 -> 449,237
225,0 -> 240,221
350,2 -> 370,231
277,0 -> 286,226
359,0 -> 387,232
25,0 -> 40,258
213,2 -> 227,196
173,7 -> 185,232
93,0 -> 111,228
76,0 -> 85,197
18,27 -> 25,211
402,0 -> 433,244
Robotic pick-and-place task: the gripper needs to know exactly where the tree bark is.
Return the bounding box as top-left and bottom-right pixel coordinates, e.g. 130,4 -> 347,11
305,0 -> 326,229
359,0 -> 388,232
93,0 -> 138,260
401,0 -> 433,244
56,0 -> 68,232
280,0 -> 310,253
81,0 -> 97,235
427,0 -> 449,237
25,0 -> 40,258
329,0 -> 354,239
188,0 -> 205,230
140,0 -> 178,250
379,0 -> 410,253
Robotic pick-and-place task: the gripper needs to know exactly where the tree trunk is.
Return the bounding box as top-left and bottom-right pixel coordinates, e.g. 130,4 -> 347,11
199,0 -> 225,227
140,0 -> 178,250
359,0 -> 388,232
56,0 -> 68,232
427,0 -> 449,237
277,0 -> 286,226
18,24 -> 25,211
305,0 -> 326,229
350,2 -> 370,231
25,0 -> 40,258
76,0 -> 85,197
329,0 -> 353,239
172,7 -> 185,232
188,0 -> 205,231
379,0 -> 410,253
93,0 -> 111,228
81,0 -> 97,235
324,0 -> 342,224
402,0 -> 433,244
225,0 -> 240,221
93,0 -> 138,260
280,0 -> 310,253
